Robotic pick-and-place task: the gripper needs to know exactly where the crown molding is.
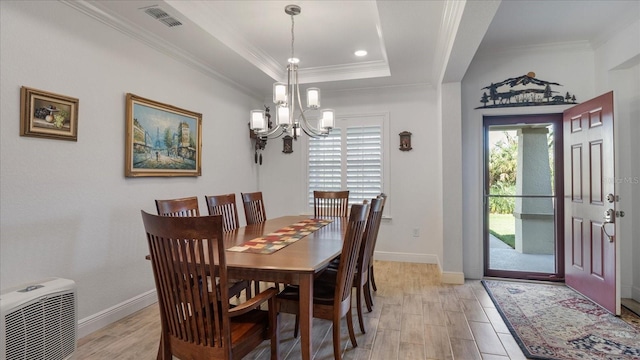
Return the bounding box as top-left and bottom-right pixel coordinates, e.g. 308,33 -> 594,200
60,0 -> 263,99
165,1 -> 283,82
298,61 -> 391,84
432,0 -> 466,84
165,1 -> 390,85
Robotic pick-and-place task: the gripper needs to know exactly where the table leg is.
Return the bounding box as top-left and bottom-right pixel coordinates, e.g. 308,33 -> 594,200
299,273 -> 313,360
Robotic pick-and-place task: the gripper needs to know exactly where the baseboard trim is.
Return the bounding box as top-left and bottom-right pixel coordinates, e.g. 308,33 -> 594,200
632,285 -> 640,303
78,289 -> 157,339
373,251 -> 439,264
372,251 -> 466,284
441,271 -> 465,284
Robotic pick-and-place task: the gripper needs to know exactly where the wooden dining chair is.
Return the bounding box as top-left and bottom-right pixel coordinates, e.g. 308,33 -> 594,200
155,196 -> 251,301
277,203 -> 369,360
369,193 -> 387,292
205,193 -> 240,232
140,211 -> 280,360
155,196 -> 200,217
240,191 -> 284,293
322,197 -> 384,333
313,190 -> 349,217
241,191 -> 267,225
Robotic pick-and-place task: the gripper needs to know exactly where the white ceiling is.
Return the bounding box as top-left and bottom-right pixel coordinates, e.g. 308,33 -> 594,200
68,0 -> 639,99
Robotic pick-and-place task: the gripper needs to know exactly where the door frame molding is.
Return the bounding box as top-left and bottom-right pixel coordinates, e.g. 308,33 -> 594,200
482,113 -> 565,280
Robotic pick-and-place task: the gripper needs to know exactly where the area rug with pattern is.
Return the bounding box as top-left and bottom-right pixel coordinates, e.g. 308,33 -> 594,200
482,280 -> 640,360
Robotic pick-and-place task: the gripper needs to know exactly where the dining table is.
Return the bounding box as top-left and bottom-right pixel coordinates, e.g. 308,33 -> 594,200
148,215 -> 347,360
226,215 -> 346,360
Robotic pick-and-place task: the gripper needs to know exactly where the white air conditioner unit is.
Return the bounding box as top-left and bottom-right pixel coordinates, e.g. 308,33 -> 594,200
0,278 -> 77,360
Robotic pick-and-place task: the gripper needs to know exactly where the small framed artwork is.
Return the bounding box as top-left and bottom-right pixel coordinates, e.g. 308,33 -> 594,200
20,86 -> 79,141
125,93 -> 202,177
399,131 -> 412,151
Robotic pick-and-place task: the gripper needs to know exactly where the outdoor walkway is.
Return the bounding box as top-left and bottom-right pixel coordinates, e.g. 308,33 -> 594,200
489,234 -> 555,273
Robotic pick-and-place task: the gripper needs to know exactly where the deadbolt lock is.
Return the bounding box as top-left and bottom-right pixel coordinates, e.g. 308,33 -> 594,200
606,193 -> 619,203
603,209 -> 615,223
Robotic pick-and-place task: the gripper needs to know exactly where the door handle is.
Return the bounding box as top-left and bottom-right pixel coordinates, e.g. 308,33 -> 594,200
602,209 -> 615,242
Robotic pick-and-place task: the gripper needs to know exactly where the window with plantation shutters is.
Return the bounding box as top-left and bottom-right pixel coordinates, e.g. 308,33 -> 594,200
346,125 -> 382,204
307,114 -> 387,209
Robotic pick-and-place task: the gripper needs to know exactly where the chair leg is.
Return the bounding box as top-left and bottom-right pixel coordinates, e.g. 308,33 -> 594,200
363,281 -> 374,312
293,315 -> 300,338
356,286 -> 366,333
369,265 -> 377,291
157,332 -> 171,360
333,318 -> 342,360
346,308 -> 358,348
268,297 -> 280,360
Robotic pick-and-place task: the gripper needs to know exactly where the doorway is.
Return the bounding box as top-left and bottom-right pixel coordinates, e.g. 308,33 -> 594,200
483,114 -> 564,280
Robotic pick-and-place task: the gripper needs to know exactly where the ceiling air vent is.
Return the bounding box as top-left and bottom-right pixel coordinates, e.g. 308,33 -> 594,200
143,7 -> 183,28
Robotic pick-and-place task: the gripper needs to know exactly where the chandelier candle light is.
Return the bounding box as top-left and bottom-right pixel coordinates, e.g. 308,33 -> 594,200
250,4 -> 335,142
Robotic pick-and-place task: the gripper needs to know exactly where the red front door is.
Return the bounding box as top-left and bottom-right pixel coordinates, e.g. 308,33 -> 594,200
563,91 -> 618,314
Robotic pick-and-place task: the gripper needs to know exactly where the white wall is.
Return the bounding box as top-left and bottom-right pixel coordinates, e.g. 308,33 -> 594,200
0,0 -> 260,333
257,85 -> 444,266
593,19 -> 640,301
439,82 -> 464,283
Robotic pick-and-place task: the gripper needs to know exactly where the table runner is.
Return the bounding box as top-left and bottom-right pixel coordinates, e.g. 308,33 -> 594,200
227,218 -> 333,254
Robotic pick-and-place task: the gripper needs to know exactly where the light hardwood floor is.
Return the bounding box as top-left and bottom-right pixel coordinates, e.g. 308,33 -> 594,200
76,261 -> 527,359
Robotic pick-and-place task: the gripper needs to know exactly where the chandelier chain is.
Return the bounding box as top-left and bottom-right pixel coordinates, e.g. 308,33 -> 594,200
290,13 -> 295,62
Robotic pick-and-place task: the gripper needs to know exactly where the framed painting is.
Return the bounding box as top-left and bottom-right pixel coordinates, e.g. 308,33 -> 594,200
125,93 -> 202,177
20,86 -> 79,141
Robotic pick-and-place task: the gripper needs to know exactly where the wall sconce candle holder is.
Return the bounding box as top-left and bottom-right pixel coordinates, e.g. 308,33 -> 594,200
282,135 -> 293,154
249,105 -> 272,165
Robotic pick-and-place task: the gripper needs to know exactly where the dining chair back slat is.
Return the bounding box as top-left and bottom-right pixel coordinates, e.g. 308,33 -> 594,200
205,193 -> 240,232
313,190 -> 349,217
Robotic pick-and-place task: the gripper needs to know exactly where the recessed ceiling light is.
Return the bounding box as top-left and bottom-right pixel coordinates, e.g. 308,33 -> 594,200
354,50 -> 368,57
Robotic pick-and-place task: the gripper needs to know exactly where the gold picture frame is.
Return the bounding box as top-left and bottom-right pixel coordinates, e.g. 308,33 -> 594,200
125,93 -> 202,177
20,86 -> 79,141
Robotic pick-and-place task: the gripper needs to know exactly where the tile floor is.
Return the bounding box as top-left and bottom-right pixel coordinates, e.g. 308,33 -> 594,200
77,261 -> 528,359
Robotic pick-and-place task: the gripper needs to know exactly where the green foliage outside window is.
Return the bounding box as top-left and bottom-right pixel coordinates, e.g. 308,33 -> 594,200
489,132 -> 517,214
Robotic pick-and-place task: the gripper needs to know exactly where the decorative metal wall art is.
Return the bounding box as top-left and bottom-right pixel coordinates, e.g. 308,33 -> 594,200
476,72 -> 578,109
399,131 -> 412,151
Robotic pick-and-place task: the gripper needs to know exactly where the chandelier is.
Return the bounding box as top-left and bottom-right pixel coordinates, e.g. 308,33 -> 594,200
249,4 -> 335,142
